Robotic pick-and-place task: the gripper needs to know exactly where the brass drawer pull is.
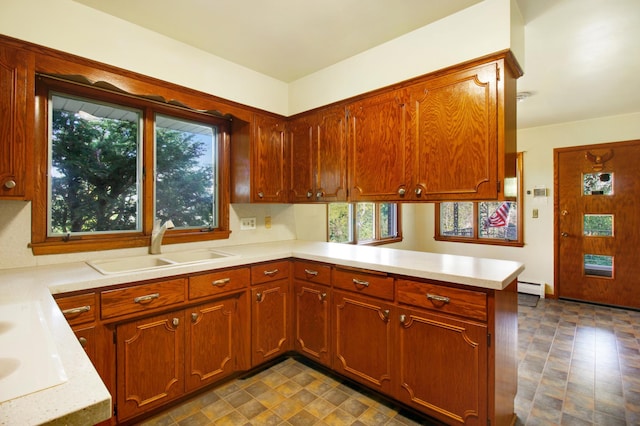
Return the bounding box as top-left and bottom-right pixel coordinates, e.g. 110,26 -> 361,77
212,278 -> 230,286
352,278 -> 369,287
78,337 -> 88,348
304,269 -> 319,276
62,305 -> 91,316
319,292 -> 327,301
263,269 -> 279,276
426,293 -> 450,304
134,293 -> 160,304
256,292 -> 263,302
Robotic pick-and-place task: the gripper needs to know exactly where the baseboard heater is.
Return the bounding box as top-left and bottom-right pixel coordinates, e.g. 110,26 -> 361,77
518,280 -> 545,298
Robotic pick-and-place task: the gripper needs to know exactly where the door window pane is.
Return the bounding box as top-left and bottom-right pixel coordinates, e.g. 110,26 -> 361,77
584,254 -> 613,278
583,214 -> 613,236
155,114 -> 217,229
49,94 -> 142,235
583,172 -> 613,195
439,202 -> 474,237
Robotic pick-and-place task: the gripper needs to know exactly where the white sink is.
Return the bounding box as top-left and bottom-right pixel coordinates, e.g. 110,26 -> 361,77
0,301 -> 68,403
161,249 -> 236,264
87,254 -> 177,275
87,249 -> 236,275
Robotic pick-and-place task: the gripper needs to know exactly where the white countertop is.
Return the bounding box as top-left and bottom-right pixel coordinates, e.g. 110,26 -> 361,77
0,240 -> 524,425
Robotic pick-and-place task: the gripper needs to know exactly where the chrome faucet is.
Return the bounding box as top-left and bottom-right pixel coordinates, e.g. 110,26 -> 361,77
149,219 -> 175,254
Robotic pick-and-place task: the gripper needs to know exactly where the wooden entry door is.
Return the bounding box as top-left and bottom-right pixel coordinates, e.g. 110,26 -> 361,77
555,139 -> 640,308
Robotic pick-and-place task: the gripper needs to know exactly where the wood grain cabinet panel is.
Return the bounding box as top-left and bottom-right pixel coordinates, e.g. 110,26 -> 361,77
252,113 -> 289,202
347,90 -> 410,201
396,307 -> 488,425
333,290 -> 395,396
101,278 -> 185,320
116,311 -> 185,421
185,292 -> 249,392
0,45 -> 31,199
188,267 -> 249,300
333,268 -> 394,301
408,62 -> 500,200
289,105 -> 347,202
251,279 -> 291,366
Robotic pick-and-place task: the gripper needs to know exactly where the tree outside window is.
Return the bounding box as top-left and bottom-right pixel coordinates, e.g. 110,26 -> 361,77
328,202 -> 401,245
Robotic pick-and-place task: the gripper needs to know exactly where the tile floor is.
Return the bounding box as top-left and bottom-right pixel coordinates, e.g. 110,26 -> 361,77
139,298 -> 640,426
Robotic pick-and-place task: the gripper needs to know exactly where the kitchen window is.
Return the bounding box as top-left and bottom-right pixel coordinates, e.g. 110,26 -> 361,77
434,153 -> 524,247
31,77 -> 231,254
327,202 -> 402,245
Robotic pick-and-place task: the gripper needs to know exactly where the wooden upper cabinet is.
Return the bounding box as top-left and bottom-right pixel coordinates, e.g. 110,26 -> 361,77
231,112 -> 289,203
347,90 -> 410,201
0,45 -> 31,199
409,62 -> 498,200
253,113 -> 289,202
289,105 -> 347,203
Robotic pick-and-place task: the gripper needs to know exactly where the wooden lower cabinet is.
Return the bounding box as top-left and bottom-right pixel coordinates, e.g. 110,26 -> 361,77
396,307 -> 488,426
185,293 -> 249,392
294,280 -> 331,366
251,280 -> 291,366
333,290 -> 395,395
116,310 -> 185,421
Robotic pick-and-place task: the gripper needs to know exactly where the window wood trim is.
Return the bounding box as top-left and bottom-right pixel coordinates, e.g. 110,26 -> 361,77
30,75 -> 233,255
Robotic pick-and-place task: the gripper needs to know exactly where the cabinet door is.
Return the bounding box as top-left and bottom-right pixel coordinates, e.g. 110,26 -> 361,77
294,280 -> 330,366
253,113 -> 289,202
347,90 -> 410,201
316,105 -> 347,202
289,114 -> 316,202
396,307 -> 488,426
333,290 -> 394,395
251,280 -> 291,366
0,45 -> 29,199
116,311 -> 185,421
185,293 -> 248,391
409,62 -> 499,200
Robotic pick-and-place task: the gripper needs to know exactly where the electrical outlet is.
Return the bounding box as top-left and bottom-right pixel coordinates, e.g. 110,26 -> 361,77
532,208 -> 539,218
240,217 -> 256,230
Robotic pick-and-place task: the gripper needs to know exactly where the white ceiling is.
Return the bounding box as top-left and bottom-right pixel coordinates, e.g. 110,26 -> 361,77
74,0 -> 640,129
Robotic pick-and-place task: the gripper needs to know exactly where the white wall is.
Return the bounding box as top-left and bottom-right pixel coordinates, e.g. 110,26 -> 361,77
414,112 -> 640,295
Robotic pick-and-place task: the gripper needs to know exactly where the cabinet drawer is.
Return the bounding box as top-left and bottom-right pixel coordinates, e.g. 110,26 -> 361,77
56,293 -> 96,326
396,279 -> 487,321
251,260 -> 290,285
333,268 -> 394,301
189,267 -> 249,300
101,278 -> 186,319
294,261 -> 331,286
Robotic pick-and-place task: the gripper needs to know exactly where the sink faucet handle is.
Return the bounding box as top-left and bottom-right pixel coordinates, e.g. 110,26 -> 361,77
164,219 -> 175,229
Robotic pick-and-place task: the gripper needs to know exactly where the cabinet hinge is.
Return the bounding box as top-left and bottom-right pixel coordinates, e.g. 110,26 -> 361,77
113,403 -> 117,417
487,333 -> 491,347
497,65 -> 501,81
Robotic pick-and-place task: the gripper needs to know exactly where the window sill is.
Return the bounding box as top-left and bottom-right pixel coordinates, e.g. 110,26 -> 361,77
433,236 -> 524,248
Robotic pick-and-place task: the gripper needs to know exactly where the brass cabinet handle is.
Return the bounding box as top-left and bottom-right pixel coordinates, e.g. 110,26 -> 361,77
415,187 -> 423,196
398,187 -> 406,196
319,292 -> 327,301
4,179 -> 16,189
381,309 -> 390,321
191,312 -> 199,322
256,292 -> 263,302
78,337 -> 88,348
134,293 -> 160,304
257,191 -> 264,198
316,191 -> 324,198
352,278 -> 369,287
306,190 -> 313,198
263,269 -> 279,276
172,317 -> 179,327
304,269 -> 319,276
426,293 -> 450,304
399,314 -> 407,324
561,232 -> 569,237
212,278 -> 230,286
62,305 -> 91,316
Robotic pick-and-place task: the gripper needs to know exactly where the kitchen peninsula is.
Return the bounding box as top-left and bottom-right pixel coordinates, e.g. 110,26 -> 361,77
0,240 -> 523,425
